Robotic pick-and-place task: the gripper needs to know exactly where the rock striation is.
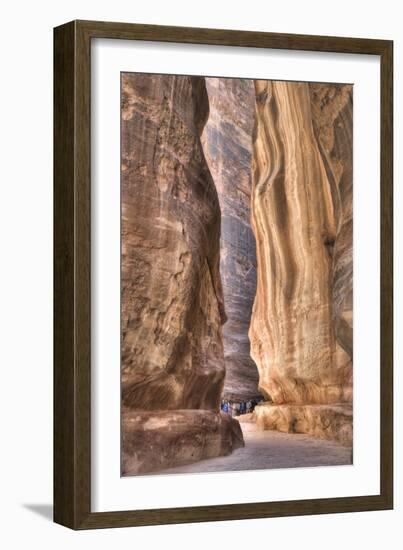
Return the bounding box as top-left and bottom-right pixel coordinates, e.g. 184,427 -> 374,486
249,80 -> 353,442
202,78 -> 260,400
309,83 -> 353,364
121,73 -> 243,475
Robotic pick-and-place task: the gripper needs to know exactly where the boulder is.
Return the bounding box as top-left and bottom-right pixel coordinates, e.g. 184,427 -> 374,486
122,410 -> 244,475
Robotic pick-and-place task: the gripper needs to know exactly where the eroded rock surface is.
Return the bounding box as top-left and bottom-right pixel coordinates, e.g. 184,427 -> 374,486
202,78 -> 260,400
309,83 -> 353,363
121,73 -> 226,411
121,73 -> 243,474
122,410 -> 244,475
254,403 -> 352,446
249,80 -> 353,439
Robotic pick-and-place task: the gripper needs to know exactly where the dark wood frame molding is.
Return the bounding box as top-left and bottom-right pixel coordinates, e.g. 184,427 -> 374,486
54,20 -> 393,529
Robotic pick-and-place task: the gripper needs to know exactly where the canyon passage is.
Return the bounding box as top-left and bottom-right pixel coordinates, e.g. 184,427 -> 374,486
121,73 -> 353,476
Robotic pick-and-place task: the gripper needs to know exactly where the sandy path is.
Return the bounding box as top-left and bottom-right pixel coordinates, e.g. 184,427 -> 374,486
157,422 -> 352,475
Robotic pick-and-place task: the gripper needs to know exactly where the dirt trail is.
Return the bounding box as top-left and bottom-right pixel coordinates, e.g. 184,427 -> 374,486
157,421 -> 352,475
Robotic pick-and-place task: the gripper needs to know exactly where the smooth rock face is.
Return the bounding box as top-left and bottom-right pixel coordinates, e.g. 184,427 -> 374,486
202,78 -> 260,400
121,74 -> 244,474
249,81 -> 353,411
254,403 -> 353,446
121,73 -> 226,412
122,410 -> 244,475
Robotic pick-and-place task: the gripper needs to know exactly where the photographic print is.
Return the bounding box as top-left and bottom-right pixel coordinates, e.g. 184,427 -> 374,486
121,73 -> 353,477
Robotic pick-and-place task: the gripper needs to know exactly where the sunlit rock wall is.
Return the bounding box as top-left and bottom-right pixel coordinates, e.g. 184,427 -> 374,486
202,77 -> 260,400
249,80 -> 352,441
309,83 -> 353,366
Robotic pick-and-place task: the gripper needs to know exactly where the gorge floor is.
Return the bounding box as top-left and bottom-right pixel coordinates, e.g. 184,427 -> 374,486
156,422 -> 352,475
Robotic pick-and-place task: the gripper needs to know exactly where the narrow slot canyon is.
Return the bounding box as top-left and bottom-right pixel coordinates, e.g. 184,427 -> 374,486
201,77 -> 261,404
121,73 -> 353,476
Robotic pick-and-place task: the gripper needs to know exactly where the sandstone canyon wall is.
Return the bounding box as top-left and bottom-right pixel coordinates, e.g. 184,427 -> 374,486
121,74 -> 243,475
250,80 -> 353,445
309,83 -> 353,363
202,78 -> 260,401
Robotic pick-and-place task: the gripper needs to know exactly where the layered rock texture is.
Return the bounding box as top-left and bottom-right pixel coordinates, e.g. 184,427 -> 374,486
202,78 -> 260,400
121,74 -> 353,476
121,73 -> 243,475
249,80 -> 353,444
310,83 -> 353,364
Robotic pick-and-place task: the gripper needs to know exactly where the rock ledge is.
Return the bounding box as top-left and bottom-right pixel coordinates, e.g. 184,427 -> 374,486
122,410 -> 244,475
254,403 -> 353,446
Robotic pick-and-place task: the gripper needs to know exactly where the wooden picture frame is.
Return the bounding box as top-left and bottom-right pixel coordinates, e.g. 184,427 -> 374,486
54,19 -> 393,529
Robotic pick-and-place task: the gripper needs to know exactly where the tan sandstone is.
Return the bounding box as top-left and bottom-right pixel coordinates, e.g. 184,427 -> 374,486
249,80 -> 353,440
122,410 -> 244,475
121,74 -> 243,474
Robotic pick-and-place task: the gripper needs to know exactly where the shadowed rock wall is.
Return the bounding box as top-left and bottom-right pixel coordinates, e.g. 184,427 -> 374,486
249,80 -> 353,444
202,77 -> 260,400
121,74 -> 243,475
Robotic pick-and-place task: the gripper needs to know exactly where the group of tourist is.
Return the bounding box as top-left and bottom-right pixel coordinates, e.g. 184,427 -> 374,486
220,399 -> 259,417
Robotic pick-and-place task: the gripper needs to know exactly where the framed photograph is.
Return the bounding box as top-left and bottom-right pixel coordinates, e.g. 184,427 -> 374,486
54,20 -> 393,529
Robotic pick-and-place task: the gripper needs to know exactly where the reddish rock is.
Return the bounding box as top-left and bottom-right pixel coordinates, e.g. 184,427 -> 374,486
122,410 -> 244,475
121,73 -> 226,412
121,73 -> 244,474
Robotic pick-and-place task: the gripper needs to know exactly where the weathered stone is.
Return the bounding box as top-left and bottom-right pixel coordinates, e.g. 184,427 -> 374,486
249,80 -> 353,440
309,83 -> 353,364
121,74 -> 244,474
254,403 -> 353,446
202,77 -> 260,400
121,73 -> 226,412
122,410 -> 244,475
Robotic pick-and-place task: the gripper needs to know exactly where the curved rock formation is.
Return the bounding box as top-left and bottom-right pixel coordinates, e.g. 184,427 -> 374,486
121,73 -> 243,474
249,80 -> 353,441
202,78 -> 260,400
254,403 -> 353,446
309,83 -> 353,364
123,410 -> 244,475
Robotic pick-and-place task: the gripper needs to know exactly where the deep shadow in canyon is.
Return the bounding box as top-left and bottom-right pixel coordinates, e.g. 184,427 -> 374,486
202,77 -> 261,403
120,73 -> 353,476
